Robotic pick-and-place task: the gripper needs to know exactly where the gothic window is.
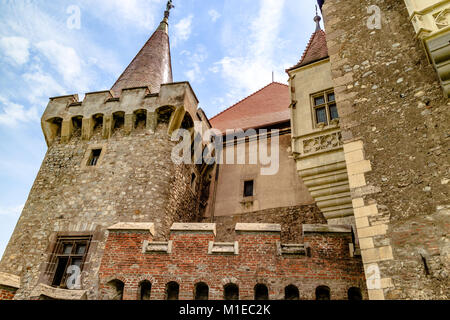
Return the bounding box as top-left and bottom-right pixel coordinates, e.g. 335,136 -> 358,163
315,286 -> 331,300
348,287 -> 362,300
224,283 -> 239,300
194,282 -> 209,300
139,280 -> 152,300
45,236 -> 92,289
311,90 -> 338,127
254,284 -> 269,300
166,282 -> 179,300
244,180 -> 254,197
284,285 -> 300,300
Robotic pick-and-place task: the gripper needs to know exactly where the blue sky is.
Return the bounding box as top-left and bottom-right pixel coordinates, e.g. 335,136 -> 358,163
0,0 -> 319,257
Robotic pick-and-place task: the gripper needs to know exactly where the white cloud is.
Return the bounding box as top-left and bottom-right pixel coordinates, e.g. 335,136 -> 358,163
181,45 -> 208,83
0,36 -> 30,65
35,40 -> 83,84
0,204 -> 24,217
214,0 -> 287,103
0,96 -> 39,127
173,15 -> 194,47
80,0 -> 162,31
22,69 -> 67,104
208,9 -> 221,22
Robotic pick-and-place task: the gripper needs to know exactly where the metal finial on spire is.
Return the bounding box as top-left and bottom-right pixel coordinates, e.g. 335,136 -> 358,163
164,0 -> 175,19
314,5 -> 322,32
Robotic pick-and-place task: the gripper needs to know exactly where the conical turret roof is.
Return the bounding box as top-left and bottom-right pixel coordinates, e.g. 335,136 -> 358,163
286,13 -> 328,71
111,12 -> 173,96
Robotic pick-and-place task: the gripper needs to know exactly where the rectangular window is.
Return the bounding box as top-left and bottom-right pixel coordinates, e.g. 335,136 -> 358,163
311,90 -> 339,127
244,180 -> 254,197
46,236 -> 92,288
329,104 -> 339,120
88,149 -> 102,167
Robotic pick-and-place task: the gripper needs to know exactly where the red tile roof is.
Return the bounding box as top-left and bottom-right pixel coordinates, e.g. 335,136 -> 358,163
209,82 -> 290,132
287,29 -> 328,71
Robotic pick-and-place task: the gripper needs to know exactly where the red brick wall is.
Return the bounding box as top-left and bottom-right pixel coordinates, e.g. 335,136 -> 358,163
98,227 -> 367,300
0,285 -> 17,300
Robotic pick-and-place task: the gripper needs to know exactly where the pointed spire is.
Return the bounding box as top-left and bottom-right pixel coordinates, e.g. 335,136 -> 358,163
286,8 -> 328,72
111,1 -> 174,96
314,5 -> 322,31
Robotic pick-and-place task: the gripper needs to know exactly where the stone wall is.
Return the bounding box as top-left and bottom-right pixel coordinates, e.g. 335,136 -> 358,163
0,119 -> 208,300
320,0 -> 449,299
98,223 -> 367,300
211,204 -> 326,242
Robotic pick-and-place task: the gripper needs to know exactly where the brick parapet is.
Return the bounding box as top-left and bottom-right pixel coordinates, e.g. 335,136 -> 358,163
99,223 -> 367,300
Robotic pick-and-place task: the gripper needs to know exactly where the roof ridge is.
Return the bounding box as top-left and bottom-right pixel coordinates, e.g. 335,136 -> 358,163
209,82 -> 288,121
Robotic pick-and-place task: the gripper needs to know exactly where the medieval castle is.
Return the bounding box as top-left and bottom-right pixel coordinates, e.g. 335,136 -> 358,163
0,0 -> 448,301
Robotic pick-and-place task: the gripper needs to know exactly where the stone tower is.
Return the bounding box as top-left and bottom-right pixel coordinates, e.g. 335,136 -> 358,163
0,5 -> 211,300
318,0 -> 449,300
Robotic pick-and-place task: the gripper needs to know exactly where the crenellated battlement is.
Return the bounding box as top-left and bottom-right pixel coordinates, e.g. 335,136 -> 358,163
41,82 -> 207,146
98,222 -> 366,300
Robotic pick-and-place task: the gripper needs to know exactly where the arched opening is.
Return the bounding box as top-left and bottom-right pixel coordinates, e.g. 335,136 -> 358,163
139,280 -> 152,300
47,117 -> 63,142
224,283 -> 239,300
112,111 -> 125,134
106,279 -> 124,300
284,285 -> 299,300
254,284 -> 269,300
71,116 -> 83,138
134,109 -> 147,130
165,282 -> 179,300
181,112 -> 194,130
315,286 -> 330,301
194,282 -> 209,300
92,113 -> 104,136
157,106 -> 174,125
348,287 -> 362,300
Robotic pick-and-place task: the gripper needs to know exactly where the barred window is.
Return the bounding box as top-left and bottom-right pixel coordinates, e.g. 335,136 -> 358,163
45,236 -> 92,289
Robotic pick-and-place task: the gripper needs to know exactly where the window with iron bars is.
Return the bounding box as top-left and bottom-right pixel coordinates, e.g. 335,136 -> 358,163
44,235 -> 92,289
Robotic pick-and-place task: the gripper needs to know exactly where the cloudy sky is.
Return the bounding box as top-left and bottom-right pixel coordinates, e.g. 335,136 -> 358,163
0,0 -> 319,257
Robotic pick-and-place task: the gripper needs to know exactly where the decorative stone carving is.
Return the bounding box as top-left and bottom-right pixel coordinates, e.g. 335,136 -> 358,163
303,132 -> 343,155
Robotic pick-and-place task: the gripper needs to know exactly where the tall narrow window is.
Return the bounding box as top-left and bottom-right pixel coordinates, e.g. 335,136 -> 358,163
244,180 -> 254,197
139,281 -> 152,300
166,282 -> 179,300
254,284 -> 269,300
46,236 -> 92,289
88,149 -> 102,167
224,283 -> 239,300
194,282 -> 209,300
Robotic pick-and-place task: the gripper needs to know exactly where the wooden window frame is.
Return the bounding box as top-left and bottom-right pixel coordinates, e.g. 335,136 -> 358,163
44,235 -> 92,289
311,89 -> 339,128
